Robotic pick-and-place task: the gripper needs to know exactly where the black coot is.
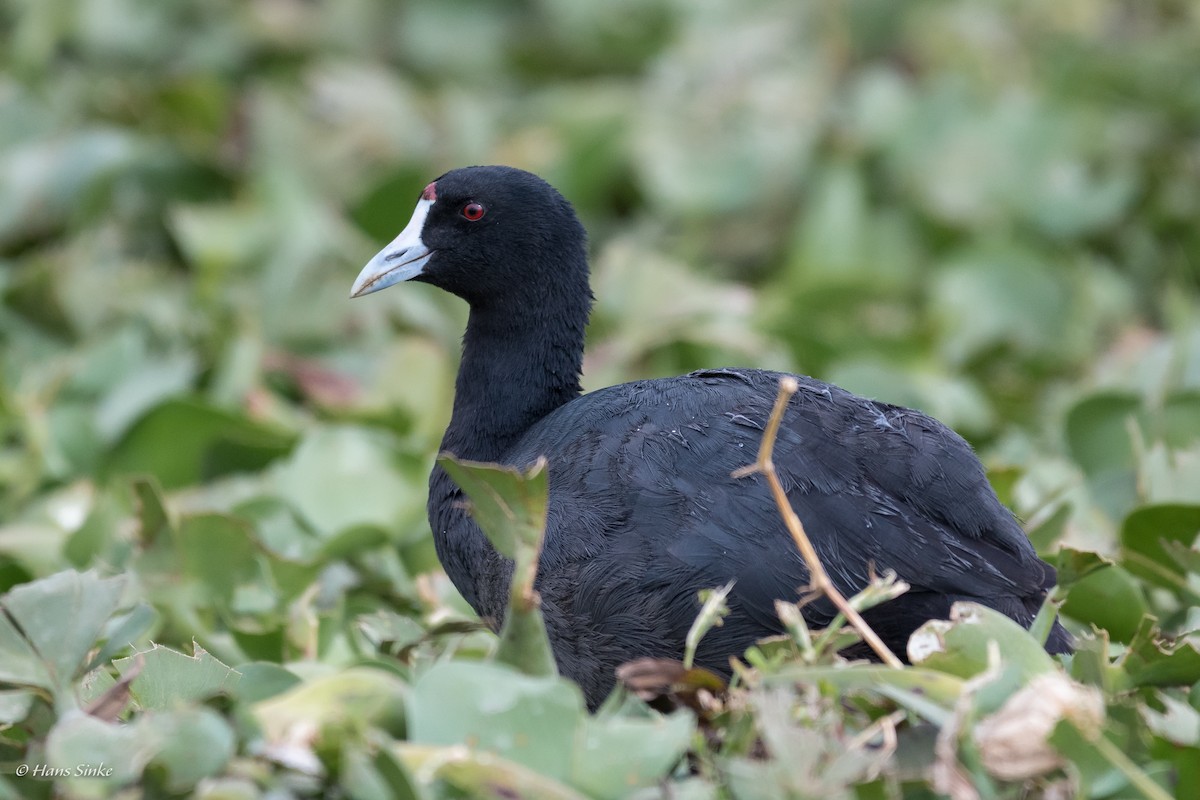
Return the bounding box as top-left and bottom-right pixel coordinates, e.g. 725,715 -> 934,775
351,166 -> 1070,708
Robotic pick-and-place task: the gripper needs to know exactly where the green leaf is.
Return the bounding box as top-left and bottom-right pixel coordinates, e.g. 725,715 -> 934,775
1054,546 -> 1114,587
175,513 -> 262,601
572,712 -> 694,799
1067,394 -> 1145,465
132,476 -> 173,543
766,664 -> 964,710
437,455 -> 549,562
1065,392 -> 1145,517
340,743 -> 426,800
1161,391 -> 1200,449
85,602 -> 158,672
408,661 -> 582,780
1119,504 -> 1200,599
907,602 -> 1056,680
395,743 -> 589,800
105,399 -> 296,489
0,689 -> 36,725
273,426 -> 417,538
45,712 -> 147,789
0,570 -> 126,699
230,662 -> 302,704
254,667 -> 408,743
438,455 -> 557,677
113,643 -> 240,709
1121,618 -> 1200,688
1061,564 -> 1149,643
144,707 -> 237,791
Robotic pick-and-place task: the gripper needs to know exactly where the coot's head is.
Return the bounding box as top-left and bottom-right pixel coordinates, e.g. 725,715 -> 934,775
351,166 -> 588,309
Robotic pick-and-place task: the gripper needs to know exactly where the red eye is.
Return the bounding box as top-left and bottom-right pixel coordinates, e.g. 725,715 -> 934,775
461,202 -> 486,221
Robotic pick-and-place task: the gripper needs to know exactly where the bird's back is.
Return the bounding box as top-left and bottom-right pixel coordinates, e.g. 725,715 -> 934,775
497,368 -> 1065,703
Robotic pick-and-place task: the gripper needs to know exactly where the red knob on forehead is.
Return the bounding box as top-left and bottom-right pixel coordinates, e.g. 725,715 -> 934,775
421,182 -> 437,201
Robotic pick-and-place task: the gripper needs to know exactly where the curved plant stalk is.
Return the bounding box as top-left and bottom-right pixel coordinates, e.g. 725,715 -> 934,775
733,377 -> 904,668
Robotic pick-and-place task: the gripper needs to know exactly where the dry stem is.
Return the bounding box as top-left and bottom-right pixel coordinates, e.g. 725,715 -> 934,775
733,376 -> 904,668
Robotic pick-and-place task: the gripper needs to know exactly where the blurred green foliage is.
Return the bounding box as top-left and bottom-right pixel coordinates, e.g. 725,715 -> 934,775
1,0 -> 1199,797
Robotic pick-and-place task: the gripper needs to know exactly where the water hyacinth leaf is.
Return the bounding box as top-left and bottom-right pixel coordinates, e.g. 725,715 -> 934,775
230,662 -> 302,704
175,514 -> 263,602
105,399 -> 296,489
0,599 -> 51,691
0,129 -> 138,248
113,644 -> 240,710
1162,391 -> 1200,448
0,570 -> 126,698
253,667 -> 408,743
408,661 -> 581,780
64,487 -> 128,569
438,455 -> 557,675
45,712 -> 148,789
1121,619 -> 1200,689
85,602 -> 158,672
931,245 -> 1068,366
1119,504 -> 1200,597
907,602 -> 1056,680
395,743 -> 588,800
144,707 -> 238,791
572,712 -> 694,799
340,743 -> 425,800
0,689 -> 36,725
274,426 -> 417,538
93,352 -> 200,442
1064,392 -> 1146,517
1054,546 -> 1114,587
437,455 -> 549,561
1061,564 -> 1149,643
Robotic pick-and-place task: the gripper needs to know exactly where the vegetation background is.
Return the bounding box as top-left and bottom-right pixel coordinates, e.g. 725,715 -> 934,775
1,0 -> 1198,797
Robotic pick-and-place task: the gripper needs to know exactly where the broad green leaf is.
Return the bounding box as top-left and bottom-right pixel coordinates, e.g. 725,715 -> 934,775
340,744 -> 425,800
1161,391 -> 1200,449
1065,392 -> 1145,518
1119,504 -> 1200,598
132,476 -> 172,543
273,426 -> 416,538
0,689 -> 36,724
85,602 -> 158,672
45,712 -> 147,791
144,707 -> 237,791
113,643 -> 240,710
1055,546 -> 1114,587
908,602 -> 1056,680
253,667 -> 408,742
105,399 -> 295,489
1061,564 -> 1149,643
1121,618 -> 1200,689
437,455 -> 549,561
395,743 -> 588,800
175,513 -> 262,601
572,712 -> 694,799
0,570 -> 126,698
229,662 -> 301,704
0,609 -> 44,689
438,455 -> 556,676
408,661 -> 581,780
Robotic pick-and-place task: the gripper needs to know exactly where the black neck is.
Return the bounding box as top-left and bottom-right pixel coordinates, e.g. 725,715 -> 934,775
439,289 -> 589,461
428,276 -> 590,621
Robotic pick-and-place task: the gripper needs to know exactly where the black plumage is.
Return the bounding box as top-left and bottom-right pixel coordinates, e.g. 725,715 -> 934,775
352,165 -> 1071,708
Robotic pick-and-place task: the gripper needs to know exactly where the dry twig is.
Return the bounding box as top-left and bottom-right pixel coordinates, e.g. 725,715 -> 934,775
733,376 -> 904,668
